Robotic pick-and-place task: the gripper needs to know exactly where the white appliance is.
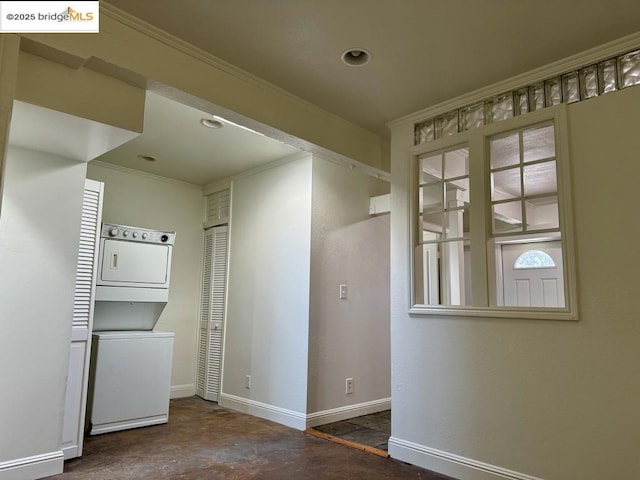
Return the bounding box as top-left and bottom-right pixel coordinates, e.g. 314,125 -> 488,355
94,223 -> 176,331
87,331 -> 174,435
88,223 -> 176,435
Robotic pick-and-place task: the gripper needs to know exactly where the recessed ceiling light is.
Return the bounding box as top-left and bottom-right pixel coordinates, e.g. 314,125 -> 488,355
200,118 -> 225,129
137,154 -> 157,162
341,48 -> 371,67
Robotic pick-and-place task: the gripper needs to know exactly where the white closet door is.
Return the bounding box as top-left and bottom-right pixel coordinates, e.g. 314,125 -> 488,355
62,179 -> 103,459
196,225 -> 228,402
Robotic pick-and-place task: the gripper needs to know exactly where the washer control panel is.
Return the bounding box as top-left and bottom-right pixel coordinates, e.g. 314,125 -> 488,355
101,223 -> 176,245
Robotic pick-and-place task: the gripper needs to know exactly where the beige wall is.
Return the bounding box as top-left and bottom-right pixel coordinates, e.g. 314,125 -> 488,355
86,162 -> 205,396
307,157 -> 390,417
389,85 -> 640,480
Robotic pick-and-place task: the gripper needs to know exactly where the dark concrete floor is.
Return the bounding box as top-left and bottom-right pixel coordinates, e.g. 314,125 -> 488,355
313,410 -> 391,451
48,397 -> 456,479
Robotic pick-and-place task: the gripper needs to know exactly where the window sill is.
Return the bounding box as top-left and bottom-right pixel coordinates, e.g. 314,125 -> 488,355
409,305 -> 578,321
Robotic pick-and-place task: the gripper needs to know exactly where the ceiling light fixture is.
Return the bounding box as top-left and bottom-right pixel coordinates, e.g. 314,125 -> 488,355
200,118 -> 225,129
137,154 -> 157,162
341,48 -> 372,67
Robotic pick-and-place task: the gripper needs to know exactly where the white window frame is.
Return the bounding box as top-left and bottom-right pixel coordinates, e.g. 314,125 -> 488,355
409,105 -> 578,320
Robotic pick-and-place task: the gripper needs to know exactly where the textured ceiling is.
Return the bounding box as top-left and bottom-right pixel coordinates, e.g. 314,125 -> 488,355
106,0 -> 640,137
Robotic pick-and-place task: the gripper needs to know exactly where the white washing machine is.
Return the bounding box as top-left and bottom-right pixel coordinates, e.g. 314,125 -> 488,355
88,331 -> 174,435
88,223 -> 177,435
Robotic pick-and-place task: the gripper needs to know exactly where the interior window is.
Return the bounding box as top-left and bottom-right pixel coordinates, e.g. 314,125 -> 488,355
411,107 -> 576,319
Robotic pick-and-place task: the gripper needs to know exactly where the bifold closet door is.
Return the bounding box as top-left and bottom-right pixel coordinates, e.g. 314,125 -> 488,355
62,178 -> 103,459
196,225 -> 228,402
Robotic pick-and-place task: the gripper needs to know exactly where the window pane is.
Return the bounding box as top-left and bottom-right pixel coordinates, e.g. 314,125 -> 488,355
562,72 -> 580,103
490,133 -> 520,169
420,153 -> 442,182
444,148 -> 469,178
493,200 -> 523,234
529,83 -> 545,111
415,119 -> 435,145
492,167 -> 521,201
598,59 -> 618,94
580,65 -> 598,99
523,124 -> 555,162
421,183 -> 443,211
618,50 -> 640,88
444,206 -> 469,239
460,103 -> 484,131
514,88 -> 529,115
422,211 -> 444,233
436,112 -> 459,138
514,250 -> 556,269
440,240 -> 471,305
486,94 -> 514,123
545,77 -> 562,106
523,160 -> 557,196
414,241 -> 471,306
525,196 -> 559,230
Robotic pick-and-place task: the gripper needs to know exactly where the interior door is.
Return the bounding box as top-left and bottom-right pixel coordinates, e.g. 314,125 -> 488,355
62,179 -> 103,459
502,241 -> 564,307
196,225 -> 228,402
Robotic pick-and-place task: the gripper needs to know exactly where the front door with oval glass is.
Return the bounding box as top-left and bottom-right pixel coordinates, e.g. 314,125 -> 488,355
501,241 -> 564,307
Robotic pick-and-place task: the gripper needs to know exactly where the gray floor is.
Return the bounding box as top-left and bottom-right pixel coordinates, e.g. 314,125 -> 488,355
313,410 -> 391,451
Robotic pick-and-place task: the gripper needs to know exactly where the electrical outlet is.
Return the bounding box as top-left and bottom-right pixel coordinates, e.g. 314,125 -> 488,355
345,377 -> 354,395
245,375 -> 251,389
339,284 -> 348,299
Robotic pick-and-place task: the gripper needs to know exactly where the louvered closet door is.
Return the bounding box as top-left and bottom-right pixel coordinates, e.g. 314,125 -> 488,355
62,179 -> 103,459
196,225 -> 228,402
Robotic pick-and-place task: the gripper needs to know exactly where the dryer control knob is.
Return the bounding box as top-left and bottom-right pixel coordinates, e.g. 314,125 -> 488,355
132,232 -> 138,238
123,230 -> 129,237
109,227 -> 119,236
142,233 -> 148,239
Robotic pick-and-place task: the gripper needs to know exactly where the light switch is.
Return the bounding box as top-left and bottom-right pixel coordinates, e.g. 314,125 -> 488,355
339,284 -> 348,299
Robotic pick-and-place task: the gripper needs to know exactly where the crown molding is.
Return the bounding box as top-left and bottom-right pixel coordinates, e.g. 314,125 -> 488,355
388,30 -> 640,129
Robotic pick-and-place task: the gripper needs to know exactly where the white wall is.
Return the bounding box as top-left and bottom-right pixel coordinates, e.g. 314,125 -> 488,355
86,162 -> 205,397
389,86 -> 640,479
222,156 -> 312,428
0,147 -> 87,478
307,157 -> 390,420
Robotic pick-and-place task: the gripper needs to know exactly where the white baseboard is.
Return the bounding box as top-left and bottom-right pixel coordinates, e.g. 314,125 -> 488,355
0,451 -> 64,480
219,393 -> 307,430
170,383 -> 196,399
89,415 -> 168,435
388,437 -> 545,480
305,398 -> 391,428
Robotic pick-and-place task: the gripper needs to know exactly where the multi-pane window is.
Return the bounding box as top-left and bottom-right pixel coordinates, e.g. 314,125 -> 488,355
412,107 -> 576,319
417,147 -> 470,306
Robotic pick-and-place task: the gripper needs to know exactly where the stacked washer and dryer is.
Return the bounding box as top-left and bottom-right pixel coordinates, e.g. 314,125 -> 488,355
87,223 -> 176,435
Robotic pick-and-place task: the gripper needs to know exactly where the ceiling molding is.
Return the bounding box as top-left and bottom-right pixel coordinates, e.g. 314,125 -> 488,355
387,30 -> 640,130
89,160 -> 204,191
202,151 -> 312,195
100,2 -> 382,143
